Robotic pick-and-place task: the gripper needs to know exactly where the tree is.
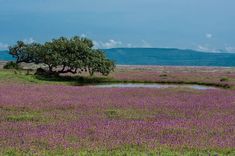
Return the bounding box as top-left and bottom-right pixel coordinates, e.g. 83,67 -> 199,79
9,41 -> 29,63
9,41 -> 42,64
8,36 -> 115,76
86,49 -> 115,76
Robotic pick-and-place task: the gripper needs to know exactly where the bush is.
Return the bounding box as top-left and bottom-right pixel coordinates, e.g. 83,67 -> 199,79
3,61 -> 21,70
220,77 -> 229,82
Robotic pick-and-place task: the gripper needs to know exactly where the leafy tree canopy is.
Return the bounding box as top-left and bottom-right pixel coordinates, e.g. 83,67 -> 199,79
8,36 -> 115,76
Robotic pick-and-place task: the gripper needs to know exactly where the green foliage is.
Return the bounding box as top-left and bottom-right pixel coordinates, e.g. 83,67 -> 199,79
220,77 -> 229,82
8,41 -> 41,64
105,109 -> 120,119
8,41 -> 27,63
3,61 -> 21,69
8,36 -> 115,76
104,108 -> 159,120
0,69 -> 116,86
159,74 -> 168,77
87,49 -> 115,76
6,112 -> 40,122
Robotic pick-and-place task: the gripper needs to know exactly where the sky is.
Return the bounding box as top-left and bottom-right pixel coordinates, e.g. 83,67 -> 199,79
0,0 -> 235,52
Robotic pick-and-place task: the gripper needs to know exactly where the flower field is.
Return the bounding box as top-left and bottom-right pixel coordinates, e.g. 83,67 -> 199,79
0,82 -> 235,155
111,66 -> 235,88
0,67 -> 235,155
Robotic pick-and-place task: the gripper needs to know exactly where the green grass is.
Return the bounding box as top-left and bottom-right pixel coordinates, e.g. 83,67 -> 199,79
2,146 -> 235,156
6,114 -> 35,122
0,69 -> 113,86
0,69 -> 232,89
1,106 -> 78,124
104,107 -> 189,120
104,108 -> 159,120
0,69 -> 50,84
220,77 -> 229,82
5,112 -> 41,122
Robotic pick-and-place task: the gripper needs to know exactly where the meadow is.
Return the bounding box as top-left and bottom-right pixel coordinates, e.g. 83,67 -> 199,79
0,66 -> 235,155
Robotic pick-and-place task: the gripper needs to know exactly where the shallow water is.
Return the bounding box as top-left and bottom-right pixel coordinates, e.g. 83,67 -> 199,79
93,83 -> 217,90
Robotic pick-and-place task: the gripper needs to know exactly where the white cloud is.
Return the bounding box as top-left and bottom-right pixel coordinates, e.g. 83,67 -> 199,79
80,33 -> 87,38
94,39 -> 152,49
94,39 -> 123,49
23,37 -> 35,44
127,43 -> 133,48
140,40 -> 152,48
225,46 -> 235,53
196,44 -> 235,53
197,44 -> 219,52
0,42 -> 9,50
205,33 -> 213,39
126,40 -> 152,48
197,45 -> 209,51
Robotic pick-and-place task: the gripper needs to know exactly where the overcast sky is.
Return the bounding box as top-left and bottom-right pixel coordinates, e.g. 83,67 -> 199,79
0,0 -> 235,52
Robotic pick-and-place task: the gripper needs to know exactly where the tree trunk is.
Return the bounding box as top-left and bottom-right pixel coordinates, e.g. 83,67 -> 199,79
48,65 -> 53,73
89,68 -> 94,76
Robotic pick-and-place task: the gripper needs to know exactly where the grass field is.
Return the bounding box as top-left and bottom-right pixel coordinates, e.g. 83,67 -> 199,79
0,67 -> 235,155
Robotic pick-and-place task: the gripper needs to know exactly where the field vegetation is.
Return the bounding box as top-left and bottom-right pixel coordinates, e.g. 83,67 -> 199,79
0,66 -> 235,155
0,37 -> 235,155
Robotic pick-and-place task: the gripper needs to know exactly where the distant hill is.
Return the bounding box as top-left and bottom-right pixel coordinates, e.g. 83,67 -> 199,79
103,48 -> 235,67
1,48 -> 235,67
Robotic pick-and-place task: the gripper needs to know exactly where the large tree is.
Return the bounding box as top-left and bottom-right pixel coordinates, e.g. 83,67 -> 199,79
8,36 -> 115,76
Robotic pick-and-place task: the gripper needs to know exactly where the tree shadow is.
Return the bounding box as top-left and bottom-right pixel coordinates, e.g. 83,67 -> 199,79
34,74 -> 114,86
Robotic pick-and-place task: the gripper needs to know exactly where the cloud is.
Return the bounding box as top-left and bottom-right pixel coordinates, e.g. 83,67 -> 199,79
127,43 -> 133,48
196,44 -> 235,53
94,39 -> 152,49
205,33 -> 213,39
94,39 -> 123,49
0,42 -> 9,50
125,40 -> 152,48
140,40 -> 152,48
23,37 -> 35,44
80,33 -> 87,38
225,46 -> 235,53
197,44 -> 218,52
197,45 -> 210,51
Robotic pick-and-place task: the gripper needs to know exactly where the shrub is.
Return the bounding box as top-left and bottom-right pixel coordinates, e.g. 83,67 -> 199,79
3,61 -> 21,70
220,77 -> 229,82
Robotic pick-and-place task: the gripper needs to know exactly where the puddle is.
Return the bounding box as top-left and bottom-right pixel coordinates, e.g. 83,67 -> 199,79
93,83 -> 217,90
